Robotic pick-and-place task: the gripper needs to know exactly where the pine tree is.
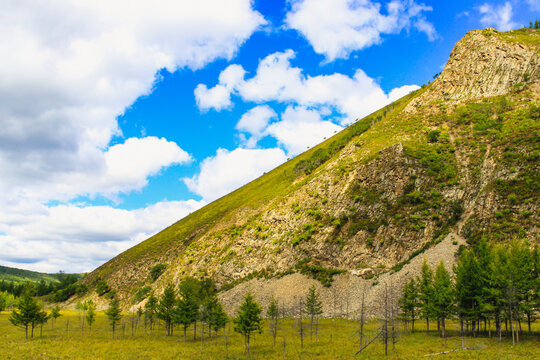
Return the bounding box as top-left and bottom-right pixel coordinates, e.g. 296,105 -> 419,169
144,292 -> 158,331
157,283 -> 176,336
399,278 -> 419,332
233,293 -> 263,355
454,248 -> 482,336
104,297 -> 123,339
176,285 -> 199,341
9,291 -> 45,339
304,285 -> 323,343
432,262 -> 454,338
267,296 -> 279,346
417,259 -> 434,332
85,300 -> 96,332
50,305 -> 61,327
209,301 -> 228,338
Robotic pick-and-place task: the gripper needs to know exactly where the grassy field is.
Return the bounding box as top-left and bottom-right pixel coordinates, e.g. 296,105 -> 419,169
1,311 -> 538,359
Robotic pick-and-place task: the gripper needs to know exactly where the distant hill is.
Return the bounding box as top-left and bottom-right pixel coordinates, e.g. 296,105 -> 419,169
0,265 -> 82,284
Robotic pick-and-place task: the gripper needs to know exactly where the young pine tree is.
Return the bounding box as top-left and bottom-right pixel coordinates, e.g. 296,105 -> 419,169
267,296 -> 279,346
104,297 -> 123,339
432,261 -> 454,338
9,291 -> 46,339
233,293 -> 263,355
176,285 -> 199,341
304,285 -> 323,343
398,278 -> 419,332
50,305 -> 61,327
144,292 -> 158,331
209,301 -> 228,338
417,259 -> 434,332
157,283 -> 176,336
85,300 -> 96,333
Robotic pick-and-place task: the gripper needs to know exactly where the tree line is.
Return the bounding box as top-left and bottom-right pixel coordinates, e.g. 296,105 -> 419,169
399,239 -> 539,344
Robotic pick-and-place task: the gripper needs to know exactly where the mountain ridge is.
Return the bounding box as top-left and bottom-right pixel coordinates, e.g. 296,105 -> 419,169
74,27 -> 539,313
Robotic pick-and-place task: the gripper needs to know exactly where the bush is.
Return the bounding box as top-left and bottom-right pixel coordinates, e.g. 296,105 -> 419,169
132,286 -> 152,304
150,263 -> 167,282
295,258 -> 345,287
96,280 -> 111,296
427,130 -> 440,143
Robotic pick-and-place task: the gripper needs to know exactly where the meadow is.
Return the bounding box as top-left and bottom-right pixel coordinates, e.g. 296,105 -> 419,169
1,310 -> 538,359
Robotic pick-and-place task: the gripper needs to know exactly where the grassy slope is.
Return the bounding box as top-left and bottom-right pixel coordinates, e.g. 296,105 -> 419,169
91,87 -> 427,280
0,265 -> 64,284
0,311 -> 538,359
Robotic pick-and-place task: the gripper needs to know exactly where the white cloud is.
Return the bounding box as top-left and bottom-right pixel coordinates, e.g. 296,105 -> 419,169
285,0 -> 437,60
0,0 -> 265,204
184,148 -> 287,202
266,106 -> 343,155
194,84 -> 232,111
478,2 -> 520,31
0,199 -> 206,273
197,50 -> 419,122
526,0 -> 540,12
236,105 -> 277,147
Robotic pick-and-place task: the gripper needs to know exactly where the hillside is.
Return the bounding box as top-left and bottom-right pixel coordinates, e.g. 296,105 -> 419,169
77,27 -> 539,313
0,265 -> 79,284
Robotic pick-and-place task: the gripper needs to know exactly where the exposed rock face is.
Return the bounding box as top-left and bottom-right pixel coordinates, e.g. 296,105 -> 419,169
74,28 -> 539,315
406,28 -> 540,112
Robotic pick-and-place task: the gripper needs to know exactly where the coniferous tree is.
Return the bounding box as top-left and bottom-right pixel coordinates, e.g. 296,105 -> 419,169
157,283 -> 176,336
267,296 -> 279,346
9,291 -> 45,339
233,293 -> 263,355
417,259 -> 434,331
176,284 -> 199,341
209,301 -> 228,338
398,278 -> 419,332
178,276 -> 203,340
304,285 -> 323,343
85,300 -> 96,332
0,292 -> 6,312
144,292 -> 158,331
104,297 -> 123,339
454,248 -> 482,335
432,262 -> 454,338
50,306 -> 61,327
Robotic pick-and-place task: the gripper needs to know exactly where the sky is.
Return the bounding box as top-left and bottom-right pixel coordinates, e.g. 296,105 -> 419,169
0,0 -> 538,273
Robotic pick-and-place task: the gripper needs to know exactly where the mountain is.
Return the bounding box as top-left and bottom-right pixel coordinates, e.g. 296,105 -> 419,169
76,27 -> 539,313
0,265 -> 80,284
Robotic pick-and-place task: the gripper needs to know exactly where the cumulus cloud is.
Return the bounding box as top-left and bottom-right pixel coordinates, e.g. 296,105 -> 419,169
194,84 -> 232,111
266,106 -> 343,155
478,2 -> 520,31
285,0 -> 437,60
236,105 -> 277,147
0,0 -> 264,204
184,148 -> 287,202
196,50 -> 420,122
0,199 -> 206,273
0,1 -> 265,271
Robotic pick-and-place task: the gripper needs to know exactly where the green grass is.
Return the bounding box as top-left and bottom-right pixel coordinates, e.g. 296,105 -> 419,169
0,311 -> 538,359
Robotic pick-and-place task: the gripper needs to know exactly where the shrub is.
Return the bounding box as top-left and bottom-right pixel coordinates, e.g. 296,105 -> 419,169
150,263 -> 167,282
96,280 -> 111,296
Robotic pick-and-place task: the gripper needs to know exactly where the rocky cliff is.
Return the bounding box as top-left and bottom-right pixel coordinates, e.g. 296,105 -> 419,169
75,28 -> 539,315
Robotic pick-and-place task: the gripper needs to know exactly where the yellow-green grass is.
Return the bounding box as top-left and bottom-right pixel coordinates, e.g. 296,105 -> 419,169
1,311 -> 538,359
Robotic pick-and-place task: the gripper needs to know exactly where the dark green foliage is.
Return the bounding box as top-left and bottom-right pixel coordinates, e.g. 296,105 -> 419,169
144,292 -> 158,330
427,129 -> 441,143
267,296 -> 279,345
432,262 -> 454,337
529,19 -> 540,29
295,258 -> 345,287
95,280 -> 111,296
399,278 -> 419,332
405,143 -> 456,183
294,148 -> 331,175
176,285 -> 199,340
234,293 -> 263,354
157,283 -> 176,336
291,223 -> 317,246
201,295 -> 228,336
304,285 -> 323,342
417,260 -> 434,331
104,297 -> 122,339
132,286 -> 152,304
9,291 -> 48,338
150,263 -> 167,282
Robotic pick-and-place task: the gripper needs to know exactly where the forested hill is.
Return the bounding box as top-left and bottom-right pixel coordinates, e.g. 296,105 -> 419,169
76,27 -> 538,313
0,265 -> 81,284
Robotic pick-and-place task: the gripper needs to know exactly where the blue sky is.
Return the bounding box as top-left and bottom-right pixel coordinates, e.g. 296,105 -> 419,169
0,0 -> 537,273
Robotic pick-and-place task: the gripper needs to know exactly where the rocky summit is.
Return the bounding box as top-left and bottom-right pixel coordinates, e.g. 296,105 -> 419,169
75,28 -> 539,316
